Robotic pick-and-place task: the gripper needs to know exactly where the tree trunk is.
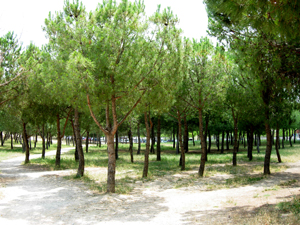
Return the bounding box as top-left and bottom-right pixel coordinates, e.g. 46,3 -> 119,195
276,123 -> 281,163
74,108 -> 84,177
173,125 -> 175,149
0,131 -> 3,146
107,132 -> 116,192
221,131 -> 225,154
137,122 -> 141,154
10,133 -> 13,149
183,114 -> 188,153
282,128 -> 285,149
264,122 -> 272,175
156,115 -> 161,161
143,111 -> 152,178
216,134 -> 219,151
177,111 -> 185,171
289,129 -> 292,147
226,131 -> 229,150
150,119 -> 155,154
41,124 -> 46,159
232,109 -> 238,166
208,130 -> 211,153
198,108 -> 207,177
128,128 -> 133,163
115,129 -> 119,159
71,120 -> 79,161
176,125 -> 179,154
86,131 -> 89,153
192,130 -> 195,146
56,114 -> 62,167
22,122 -> 30,164
248,126 -> 254,161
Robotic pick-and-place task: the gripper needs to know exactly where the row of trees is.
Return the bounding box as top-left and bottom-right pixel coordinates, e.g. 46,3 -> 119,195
1,0 -> 299,192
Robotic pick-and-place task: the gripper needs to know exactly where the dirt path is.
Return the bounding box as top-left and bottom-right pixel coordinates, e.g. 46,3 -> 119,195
0,149 -> 299,225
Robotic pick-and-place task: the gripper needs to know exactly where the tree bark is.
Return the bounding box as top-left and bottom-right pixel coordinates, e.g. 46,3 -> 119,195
226,131 -> 229,150
198,108 -> 207,177
71,120 -> 79,161
156,115 -> 161,161
143,111 -> 152,178
128,128 -> 133,163
282,128 -> 285,149
56,114 -> 62,167
107,132 -> 116,192
137,122 -> 141,154
22,122 -> 30,164
264,122 -> 272,174
0,131 -> 3,146
183,114 -> 188,153
115,128 -> 119,159
232,109 -> 238,167
150,119 -> 155,154
221,131 -> 225,154
173,125 -> 175,149
177,111 -> 185,170
248,125 -> 254,161
86,130 -> 89,153
10,133 -> 13,149
74,108 -> 84,177
176,125 -> 179,154
276,123 -> 281,163
41,124 -> 46,159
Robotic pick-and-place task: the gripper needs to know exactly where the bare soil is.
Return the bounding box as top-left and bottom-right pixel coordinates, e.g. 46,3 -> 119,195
0,148 -> 299,225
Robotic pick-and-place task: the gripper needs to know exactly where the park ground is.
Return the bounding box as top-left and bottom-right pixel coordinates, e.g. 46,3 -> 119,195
0,140 -> 300,224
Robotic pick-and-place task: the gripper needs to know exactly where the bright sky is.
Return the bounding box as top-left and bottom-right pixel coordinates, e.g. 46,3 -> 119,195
0,0 -> 211,48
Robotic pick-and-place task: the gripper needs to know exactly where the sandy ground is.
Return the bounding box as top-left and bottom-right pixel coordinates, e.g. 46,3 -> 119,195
0,148 -> 299,225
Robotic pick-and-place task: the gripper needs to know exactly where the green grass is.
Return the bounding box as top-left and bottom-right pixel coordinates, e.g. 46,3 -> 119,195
16,139 -> 300,194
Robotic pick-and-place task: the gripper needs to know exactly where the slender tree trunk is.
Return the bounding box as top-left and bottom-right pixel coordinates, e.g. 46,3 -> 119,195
198,108 -> 207,177
208,130 -> 211,153
22,122 -> 30,164
248,126 -> 254,161
86,131 -> 89,153
128,128 -> 133,163
107,132 -> 115,192
115,128 -> 119,159
226,131 -> 229,150
264,122 -> 272,174
71,120 -> 79,161
150,119 -> 155,154
156,115 -> 161,161
56,114 -> 62,167
282,128 -> 285,149
289,129 -> 292,147
192,131 -> 195,146
216,134 -> 219,151
143,111 -> 152,178
137,122 -> 141,154
173,125 -> 176,149
221,131 -> 225,154
232,109 -> 238,166
176,125 -> 179,154
177,111 -> 185,170
183,114 -> 188,153
41,124 -> 46,159
10,133 -> 13,149
74,108 -> 84,177
0,131 -> 3,146
276,123 -> 281,163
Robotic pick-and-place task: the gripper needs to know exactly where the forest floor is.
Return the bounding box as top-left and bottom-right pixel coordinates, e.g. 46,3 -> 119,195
0,148 -> 299,225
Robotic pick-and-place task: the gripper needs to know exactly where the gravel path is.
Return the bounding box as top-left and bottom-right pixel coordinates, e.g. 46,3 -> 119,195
0,149 -> 299,225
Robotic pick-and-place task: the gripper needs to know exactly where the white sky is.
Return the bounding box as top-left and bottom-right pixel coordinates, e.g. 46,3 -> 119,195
0,0 -> 211,48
